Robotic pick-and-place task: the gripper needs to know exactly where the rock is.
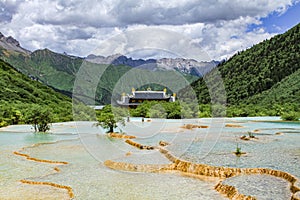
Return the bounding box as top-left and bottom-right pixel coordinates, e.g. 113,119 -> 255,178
104,160 -> 173,173
6,36 -> 20,46
125,139 -> 155,150
108,132 -> 136,139
20,180 -> 74,198
54,167 -> 60,172
214,181 -> 256,199
159,141 -> 169,146
294,181 -> 300,191
159,148 -> 299,191
125,152 -> 132,156
225,124 -> 244,128
0,32 -> 31,54
180,124 -> 209,129
13,151 -> 68,164
240,135 -> 250,140
234,151 -> 246,156
292,191 -> 300,200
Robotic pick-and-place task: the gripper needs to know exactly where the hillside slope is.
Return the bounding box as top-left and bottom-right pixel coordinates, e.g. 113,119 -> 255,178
189,23 -> 300,106
1,47 -> 198,104
0,48 -> 83,92
0,59 -> 73,126
246,68 -> 300,106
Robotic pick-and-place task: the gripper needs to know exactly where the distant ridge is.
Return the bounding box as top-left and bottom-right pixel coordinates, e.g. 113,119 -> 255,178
0,32 -> 216,104
87,54 -> 218,76
0,32 -> 30,54
0,32 -> 217,78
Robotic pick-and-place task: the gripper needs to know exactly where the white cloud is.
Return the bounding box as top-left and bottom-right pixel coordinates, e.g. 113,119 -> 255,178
0,0 -> 20,23
0,0 -> 297,60
91,27 -> 210,61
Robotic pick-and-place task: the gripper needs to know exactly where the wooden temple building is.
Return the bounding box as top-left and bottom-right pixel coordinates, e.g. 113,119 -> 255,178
117,88 -> 176,108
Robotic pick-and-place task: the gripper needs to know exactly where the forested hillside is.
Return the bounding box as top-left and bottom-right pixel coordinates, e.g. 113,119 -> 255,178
0,59 -> 73,127
0,48 -> 197,104
247,68 -> 300,106
190,23 -> 300,105
0,48 -> 83,92
226,68 -> 300,117
185,23 -> 300,117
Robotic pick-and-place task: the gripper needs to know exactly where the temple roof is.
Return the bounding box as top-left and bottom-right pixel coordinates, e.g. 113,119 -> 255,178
132,91 -> 169,99
117,89 -> 175,106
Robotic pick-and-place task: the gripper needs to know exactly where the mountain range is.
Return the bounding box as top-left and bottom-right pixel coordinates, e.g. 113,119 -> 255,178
0,22 -> 299,118
86,54 -> 218,76
0,32 -> 217,77
0,32 -> 217,104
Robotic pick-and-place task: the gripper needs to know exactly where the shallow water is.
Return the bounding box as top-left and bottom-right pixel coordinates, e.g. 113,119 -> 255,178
0,117 -> 299,199
223,174 -> 292,200
177,120 -> 300,178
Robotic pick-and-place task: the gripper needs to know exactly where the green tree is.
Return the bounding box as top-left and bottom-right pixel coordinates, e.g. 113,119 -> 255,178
96,105 -> 125,133
281,112 -> 299,121
149,104 -> 167,118
25,105 -> 53,132
11,109 -> 22,125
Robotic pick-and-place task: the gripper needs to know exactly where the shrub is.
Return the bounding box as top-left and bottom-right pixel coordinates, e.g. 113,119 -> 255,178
281,112 -> 299,121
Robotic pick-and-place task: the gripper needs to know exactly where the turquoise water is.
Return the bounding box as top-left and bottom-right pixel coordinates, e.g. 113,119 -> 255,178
177,120 -> 300,178
223,174 -> 292,200
0,118 -> 299,199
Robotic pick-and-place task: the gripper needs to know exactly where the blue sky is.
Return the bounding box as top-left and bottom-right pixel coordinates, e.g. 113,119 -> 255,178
0,0 -> 299,60
248,1 -> 300,33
